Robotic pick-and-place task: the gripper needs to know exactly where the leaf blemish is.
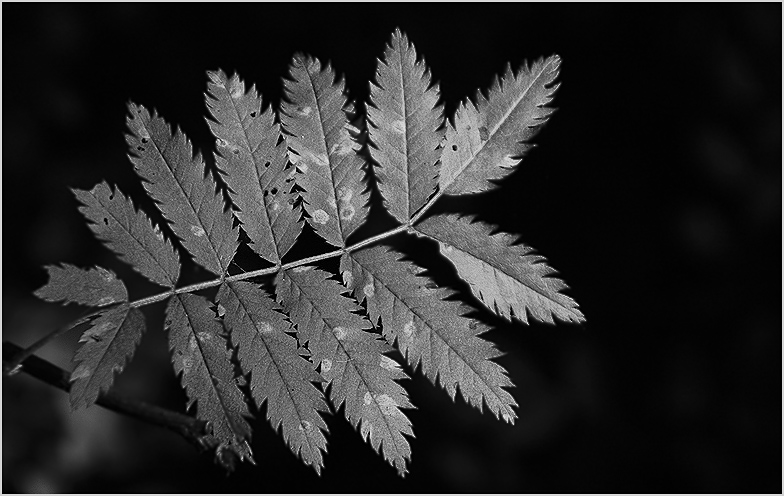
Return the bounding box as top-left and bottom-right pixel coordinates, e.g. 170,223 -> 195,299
374,393 -> 397,415
312,209 -> 329,225
97,296 -> 115,306
298,420 -> 313,432
334,327 -> 347,340
403,320 -> 416,338
339,205 -> 355,221
71,365 -> 91,381
363,391 -> 372,405
343,271 -> 353,288
478,126 -> 489,141
259,322 -> 272,334
190,225 -> 206,237
363,282 -> 374,298
292,266 -> 312,273
321,358 -> 332,373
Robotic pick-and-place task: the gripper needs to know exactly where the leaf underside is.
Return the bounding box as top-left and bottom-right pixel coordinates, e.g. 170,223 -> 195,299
70,304 -> 146,410
439,55 -> 560,195
275,267 -> 413,475
281,55 -> 369,247
126,103 -> 238,276
368,29 -> 444,222
417,215 -> 584,324
217,281 -> 329,473
341,247 -> 517,423
206,70 -> 302,263
166,293 -> 253,462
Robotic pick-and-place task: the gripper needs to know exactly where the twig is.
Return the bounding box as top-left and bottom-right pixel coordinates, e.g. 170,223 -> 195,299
2,341 -> 210,451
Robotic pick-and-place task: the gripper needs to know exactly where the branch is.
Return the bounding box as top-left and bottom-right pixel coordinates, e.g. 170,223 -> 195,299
2,341 -> 210,451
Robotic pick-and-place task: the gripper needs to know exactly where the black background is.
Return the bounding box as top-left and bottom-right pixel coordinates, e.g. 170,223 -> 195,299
3,3 -> 781,493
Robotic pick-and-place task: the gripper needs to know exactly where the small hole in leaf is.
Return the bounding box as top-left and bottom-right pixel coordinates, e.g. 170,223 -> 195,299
232,149 -> 239,155
263,190 -> 269,197
250,111 -> 257,118
103,218 -> 109,225
451,145 -> 458,151
137,146 -> 145,151
141,137 -> 149,144
264,161 -> 270,168
270,187 -> 278,195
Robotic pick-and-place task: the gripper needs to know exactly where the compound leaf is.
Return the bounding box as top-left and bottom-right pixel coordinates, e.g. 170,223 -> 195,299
35,264 -> 127,307
217,281 -> 329,473
126,103 -> 238,276
73,181 -> 180,288
70,304 -> 145,410
275,267 -> 413,475
341,247 -> 517,423
417,215 -> 584,324
166,293 -> 253,463
368,29 -> 444,222
206,70 -> 302,263
281,55 -> 369,247
439,55 -> 560,195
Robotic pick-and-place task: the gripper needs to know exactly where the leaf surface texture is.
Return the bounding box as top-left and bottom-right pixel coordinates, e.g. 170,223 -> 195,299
439,56 -> 560,195
166,293 -> 253,462
126,103 -> 238,275
70,304 -> 145,410
341,247 -> 517,423
217,281 -> 329,472
417,215 -> 584,324
368,30 -> 443,222
275,267 -> 413,475
73,181 -> 180,287
35,264 -> 127,307
281,56 -> 369,246
206,71 -> 302,263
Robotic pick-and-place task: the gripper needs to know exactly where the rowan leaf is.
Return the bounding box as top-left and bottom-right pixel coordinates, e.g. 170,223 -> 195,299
73,181 -> 180,288
281,55 -> 369,246
368,29 -> 444,222
439,55 -> 560,195
417,215 -> 584,324
126,103 -> 238,275
166,293 -> 253,463
217,281 -> 329,473
275,267 -> 413,475
206,70 -> 302,263
70,304 -> 145,410
34,264 -> 127,307
341,247 -> 517,423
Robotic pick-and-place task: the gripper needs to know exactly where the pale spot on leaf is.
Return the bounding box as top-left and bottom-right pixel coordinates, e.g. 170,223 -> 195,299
182,356 -> 194,374
97,267 -> 114,282
298,420 -> 313,431
216,303 -> 226,318
71,365 -> 91,381
364,391 -> 372,405
403,320 -> 416,338
339,205 -> 355,221
343,271 -> 353,288
190,225 -> 206,237
330,140 -> 353,156
321,358 -> 332,373
312,209 -> 329,225
334,327 -> 347,340
391,119 -> 405,134
292,266 -> 312,273
258,322 -> 272,334
189,334 -> 198,351
97,296 -> 115,306
363,282 -> 374,298
197,331 -> 212,341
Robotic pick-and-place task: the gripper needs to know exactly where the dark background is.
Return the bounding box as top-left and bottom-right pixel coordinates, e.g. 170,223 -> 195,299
3,3 -> 781,493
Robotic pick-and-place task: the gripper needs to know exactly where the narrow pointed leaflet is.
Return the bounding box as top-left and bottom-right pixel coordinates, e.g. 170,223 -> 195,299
368,30 -> 444,222
166,293 -> 253,462
217,281 -> 329,473
35,264 -> 128,307
275,267 -> 413,475
281,56 -> 369,246
439,56 -> 560,196
70,304 -> 145,410
341,248 -> 517,423
126,103 -> 238,276
417,215 -> 584,324
73,181 -> 180,288
206,71 -> 302,263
